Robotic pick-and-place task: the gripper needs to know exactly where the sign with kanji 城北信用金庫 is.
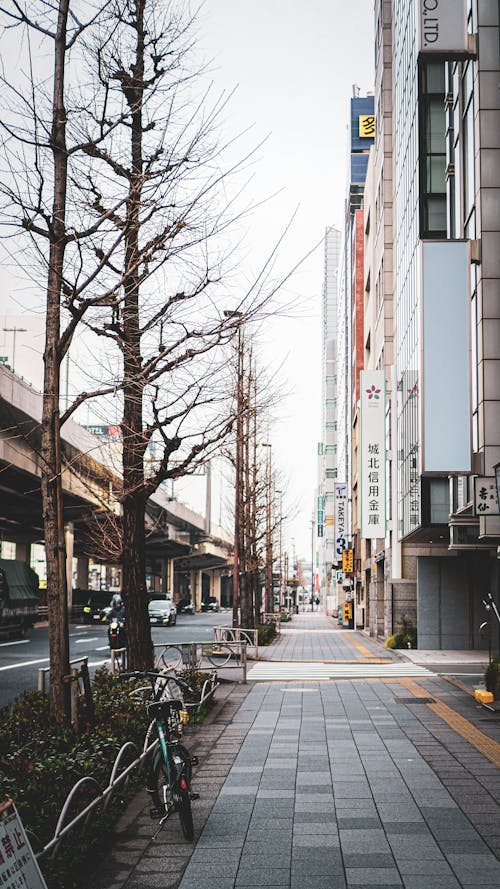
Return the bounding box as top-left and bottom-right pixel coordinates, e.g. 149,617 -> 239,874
360,370 -> 386,539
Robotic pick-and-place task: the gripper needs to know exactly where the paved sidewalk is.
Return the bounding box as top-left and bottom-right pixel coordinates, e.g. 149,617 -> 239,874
89,614 -> 500,889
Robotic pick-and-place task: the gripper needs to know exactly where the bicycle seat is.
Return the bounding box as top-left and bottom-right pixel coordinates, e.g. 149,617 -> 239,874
147,699 -> 183,719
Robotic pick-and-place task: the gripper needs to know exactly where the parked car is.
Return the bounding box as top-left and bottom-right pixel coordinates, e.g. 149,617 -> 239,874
148,598 -> 177,626
82,592 -> 112,624
201,596 -> 219,613
177,597 -> 195,614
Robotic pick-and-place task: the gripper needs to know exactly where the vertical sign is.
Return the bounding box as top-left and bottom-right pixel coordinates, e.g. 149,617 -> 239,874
360,370 -> 386,538
334,483 -> 347,558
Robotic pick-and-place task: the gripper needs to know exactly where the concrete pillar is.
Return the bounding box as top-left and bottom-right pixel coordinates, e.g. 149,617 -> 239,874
76,556 -> 89,590
212,571 -> 221,605
15,541 -> 31,562
65,523 -> 74,609
190,570 -> 202,611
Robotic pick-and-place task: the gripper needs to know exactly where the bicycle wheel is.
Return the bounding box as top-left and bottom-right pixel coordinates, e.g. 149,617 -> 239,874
177,782 -> 194,840
148,752 -> 170,814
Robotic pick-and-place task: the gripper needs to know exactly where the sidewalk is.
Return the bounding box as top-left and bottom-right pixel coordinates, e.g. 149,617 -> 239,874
89,613 -> 500,889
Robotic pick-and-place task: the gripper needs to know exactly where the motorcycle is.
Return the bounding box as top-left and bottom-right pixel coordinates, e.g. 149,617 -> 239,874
107,616 -> 127,650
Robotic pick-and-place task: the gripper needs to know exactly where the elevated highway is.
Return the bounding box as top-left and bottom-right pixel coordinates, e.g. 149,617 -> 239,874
0,364 -> 232,606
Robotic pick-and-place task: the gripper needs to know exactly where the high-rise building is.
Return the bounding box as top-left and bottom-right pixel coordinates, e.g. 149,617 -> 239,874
317,225 -> 341,609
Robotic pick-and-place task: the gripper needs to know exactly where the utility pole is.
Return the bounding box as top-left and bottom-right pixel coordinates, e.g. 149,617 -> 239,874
3,326 -> 27,373
311,516 -> 315,611
262,442 -> 272,614
224,310 -> 243,628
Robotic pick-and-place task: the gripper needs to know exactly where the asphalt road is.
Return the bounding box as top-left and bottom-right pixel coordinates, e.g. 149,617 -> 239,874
0,609 -> 231,709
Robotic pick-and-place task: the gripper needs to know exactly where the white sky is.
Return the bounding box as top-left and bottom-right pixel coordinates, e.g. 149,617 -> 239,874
196,0 -> 375,556
0,0 -> 374,560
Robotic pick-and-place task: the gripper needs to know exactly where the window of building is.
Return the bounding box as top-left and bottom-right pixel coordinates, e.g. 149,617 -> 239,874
326,469 -> 337,479
419,62 -> 447,238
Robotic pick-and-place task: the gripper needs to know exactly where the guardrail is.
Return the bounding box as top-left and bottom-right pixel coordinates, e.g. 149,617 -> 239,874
261,613 -> 281,633
213,625 -> 259,658
153,640 -> 247,683
37,736 -> 158,862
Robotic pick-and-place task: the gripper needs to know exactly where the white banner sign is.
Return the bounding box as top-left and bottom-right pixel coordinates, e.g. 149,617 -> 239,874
334,483 -> 348,558
0,800 -> 48,889
360,370 -> 386,539
474,477 -> 500,516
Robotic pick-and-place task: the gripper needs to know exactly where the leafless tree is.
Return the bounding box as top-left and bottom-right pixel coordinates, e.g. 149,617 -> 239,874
0,0 -> 299,692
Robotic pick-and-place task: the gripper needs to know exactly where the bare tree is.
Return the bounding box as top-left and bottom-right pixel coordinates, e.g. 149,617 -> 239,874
0,0 -> 301,689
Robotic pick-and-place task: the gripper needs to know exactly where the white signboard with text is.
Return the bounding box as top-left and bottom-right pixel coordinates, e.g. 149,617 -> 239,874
473,477 -> 500,517
360,370 -> 386,539
418,0 -> 468,56
334,482 -> 348,559
0,800 -> 48,889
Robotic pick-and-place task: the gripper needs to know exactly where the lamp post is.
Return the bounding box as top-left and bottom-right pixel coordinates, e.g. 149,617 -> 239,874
276,489 -> 283,611
224,310 -> 243,628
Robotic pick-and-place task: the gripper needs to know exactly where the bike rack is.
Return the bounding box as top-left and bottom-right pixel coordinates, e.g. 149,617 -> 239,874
153,640 -> 247,683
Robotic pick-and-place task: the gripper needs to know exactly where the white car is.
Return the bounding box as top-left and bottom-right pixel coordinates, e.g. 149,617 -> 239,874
148,598 -> 177,626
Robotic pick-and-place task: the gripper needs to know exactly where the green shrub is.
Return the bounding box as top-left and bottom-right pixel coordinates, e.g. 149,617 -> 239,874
0,668 -> 152,889
485,656 -> 500,696
257,623 -> 277,645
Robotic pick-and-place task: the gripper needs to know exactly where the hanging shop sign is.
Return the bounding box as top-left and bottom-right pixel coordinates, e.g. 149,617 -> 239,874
418,0 -> 469,57
473,477 -> 500,516
334,482 -> 348,558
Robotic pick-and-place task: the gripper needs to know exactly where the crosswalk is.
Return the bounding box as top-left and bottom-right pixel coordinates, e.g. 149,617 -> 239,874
247,660 -> 436,681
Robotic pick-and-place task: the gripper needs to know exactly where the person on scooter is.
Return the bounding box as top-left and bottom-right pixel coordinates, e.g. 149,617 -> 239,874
108,593 -> 124,621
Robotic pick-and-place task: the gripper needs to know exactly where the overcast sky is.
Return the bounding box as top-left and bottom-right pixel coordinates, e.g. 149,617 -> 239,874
196,0 -> 375,556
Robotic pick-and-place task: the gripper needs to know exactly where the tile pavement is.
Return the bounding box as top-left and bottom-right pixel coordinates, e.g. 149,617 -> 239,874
87,615 -> 500,889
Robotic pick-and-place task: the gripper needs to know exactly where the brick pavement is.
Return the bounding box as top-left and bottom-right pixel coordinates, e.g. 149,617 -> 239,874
88,614 -> 500,889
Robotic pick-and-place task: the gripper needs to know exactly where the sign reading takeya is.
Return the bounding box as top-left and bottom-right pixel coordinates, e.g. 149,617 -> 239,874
360,370 -> 386,539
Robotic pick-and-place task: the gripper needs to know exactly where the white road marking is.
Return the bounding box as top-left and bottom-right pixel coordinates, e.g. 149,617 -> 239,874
74,637 -> 99,644
248,661 -> 437,681
0,639 -> 30,647
0,657 -> 49,672
95,645 -> 110,651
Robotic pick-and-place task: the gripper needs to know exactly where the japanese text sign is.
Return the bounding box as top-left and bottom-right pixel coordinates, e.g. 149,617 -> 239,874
334,483 -> 348,558
360,370 -> 386,539
473,477 -> 500,516
0,800 -> 48,889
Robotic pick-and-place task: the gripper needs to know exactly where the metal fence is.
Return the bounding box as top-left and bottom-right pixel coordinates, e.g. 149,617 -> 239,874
153,639 -> 247,682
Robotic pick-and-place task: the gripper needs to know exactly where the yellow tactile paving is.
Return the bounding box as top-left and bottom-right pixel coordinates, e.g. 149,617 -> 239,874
345,634 -> 374,658
399,678 -> 500,769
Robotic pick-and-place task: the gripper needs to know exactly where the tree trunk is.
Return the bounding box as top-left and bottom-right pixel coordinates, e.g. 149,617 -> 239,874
120,0 -> 153,669
42,0 -> 71,723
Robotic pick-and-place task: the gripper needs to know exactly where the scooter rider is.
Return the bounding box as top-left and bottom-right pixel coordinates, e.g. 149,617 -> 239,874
108,593 -> 124,621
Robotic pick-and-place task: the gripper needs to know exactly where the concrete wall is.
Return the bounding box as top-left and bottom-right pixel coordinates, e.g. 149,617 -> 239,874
417,554 -> 494,649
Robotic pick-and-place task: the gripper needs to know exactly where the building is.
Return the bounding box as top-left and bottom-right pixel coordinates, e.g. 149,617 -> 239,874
352,0 -> 500,649
317,225 -> 342,611
337,92 -> 375,626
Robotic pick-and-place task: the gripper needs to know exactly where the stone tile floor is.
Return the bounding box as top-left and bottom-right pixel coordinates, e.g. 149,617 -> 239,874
88,616 -> 500,889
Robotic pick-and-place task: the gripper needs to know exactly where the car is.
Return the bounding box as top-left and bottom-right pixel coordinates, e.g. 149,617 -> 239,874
177,597 -> 195,614
200,596 -> 219,613
82,592 -> 113,624
148,598 -> 177,626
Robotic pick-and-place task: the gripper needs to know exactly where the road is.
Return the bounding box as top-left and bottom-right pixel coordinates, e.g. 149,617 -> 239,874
0,609 -> 231,708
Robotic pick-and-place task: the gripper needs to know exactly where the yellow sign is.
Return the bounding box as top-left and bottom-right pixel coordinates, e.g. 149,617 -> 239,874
325,515 -> 334,526
342,549 -> 354,573
359,115 -> 375,138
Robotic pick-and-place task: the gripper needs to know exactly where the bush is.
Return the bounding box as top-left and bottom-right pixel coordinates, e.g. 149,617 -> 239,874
485,657 -> 500,697
0,669 -> 153,889
257,623 -> 277,645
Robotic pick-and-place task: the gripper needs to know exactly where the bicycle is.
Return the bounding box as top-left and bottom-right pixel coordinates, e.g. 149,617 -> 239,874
121,671 -> 199,840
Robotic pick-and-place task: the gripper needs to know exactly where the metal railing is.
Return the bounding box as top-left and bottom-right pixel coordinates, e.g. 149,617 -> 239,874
261,613 -> 281,633
154,640 -> 247,682
213,625 -> 259,658
37,736 -> 158,861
